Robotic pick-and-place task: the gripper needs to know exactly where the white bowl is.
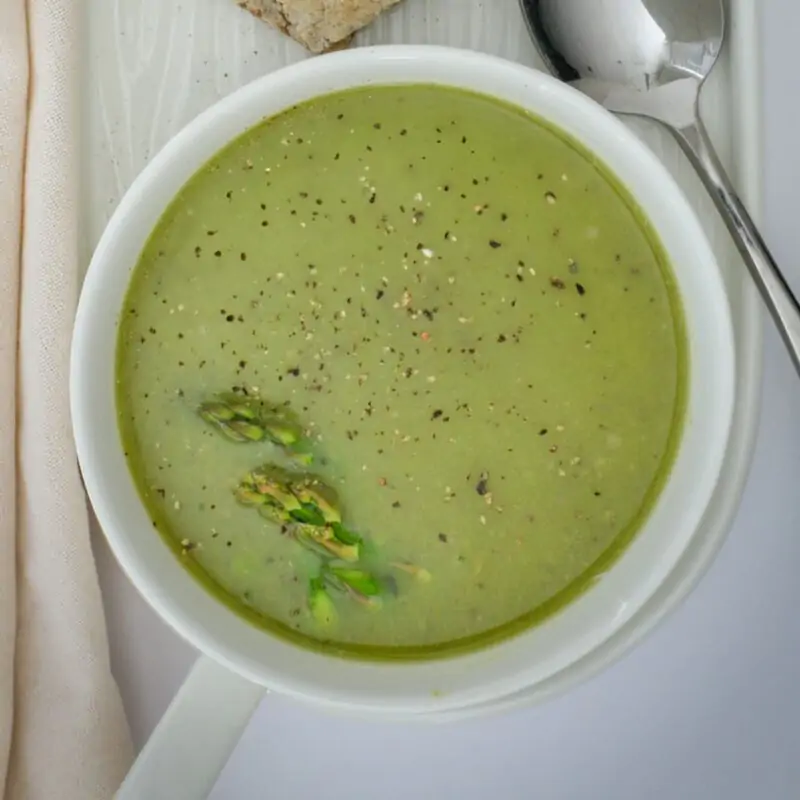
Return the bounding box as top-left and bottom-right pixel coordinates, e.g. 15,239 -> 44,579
71,46 -> 734,719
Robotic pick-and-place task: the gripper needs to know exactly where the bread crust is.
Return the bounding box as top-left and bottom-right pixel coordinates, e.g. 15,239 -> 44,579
237,0 -> 402,53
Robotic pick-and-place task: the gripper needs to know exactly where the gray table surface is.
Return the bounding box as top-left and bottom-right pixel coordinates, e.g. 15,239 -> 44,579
94,1 -> 800,797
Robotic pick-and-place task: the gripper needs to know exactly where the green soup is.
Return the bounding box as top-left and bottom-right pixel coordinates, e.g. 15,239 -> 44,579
116,85 -> 687,659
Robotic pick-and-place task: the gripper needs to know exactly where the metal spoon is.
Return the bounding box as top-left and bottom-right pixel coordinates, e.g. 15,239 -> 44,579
520,0 -> 800,370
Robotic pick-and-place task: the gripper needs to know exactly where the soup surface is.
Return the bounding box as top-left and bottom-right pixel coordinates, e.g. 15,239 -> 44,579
117,85 -> 686,658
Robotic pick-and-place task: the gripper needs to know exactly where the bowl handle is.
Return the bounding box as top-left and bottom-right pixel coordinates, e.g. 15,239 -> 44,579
115,655 -> 265,799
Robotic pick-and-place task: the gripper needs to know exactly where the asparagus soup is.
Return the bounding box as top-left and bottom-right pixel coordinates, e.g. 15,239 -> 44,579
116,85 -> 687,658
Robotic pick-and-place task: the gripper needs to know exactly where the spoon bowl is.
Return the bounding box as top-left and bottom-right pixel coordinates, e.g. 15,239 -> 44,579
524,0 -> 723,89
521,0 -> 800,372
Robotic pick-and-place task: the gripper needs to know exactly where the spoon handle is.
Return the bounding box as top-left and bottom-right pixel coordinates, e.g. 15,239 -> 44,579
672,118 -> 800,370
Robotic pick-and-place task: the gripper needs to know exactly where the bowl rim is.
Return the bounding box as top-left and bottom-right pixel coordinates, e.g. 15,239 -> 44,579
71,44 -> 735,714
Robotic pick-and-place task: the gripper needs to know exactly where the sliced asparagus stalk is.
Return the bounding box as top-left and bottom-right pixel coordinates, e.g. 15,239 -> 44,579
345,591 -> 382,609
391,561 -> 432,583
326,566 -> 382,597
308,577 -> 336,626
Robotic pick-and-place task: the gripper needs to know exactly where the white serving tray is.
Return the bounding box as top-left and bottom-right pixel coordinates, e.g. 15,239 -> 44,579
82,0 -> 763,785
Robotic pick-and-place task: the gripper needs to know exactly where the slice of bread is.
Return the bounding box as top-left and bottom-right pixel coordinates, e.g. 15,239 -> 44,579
238,0 -> 403,53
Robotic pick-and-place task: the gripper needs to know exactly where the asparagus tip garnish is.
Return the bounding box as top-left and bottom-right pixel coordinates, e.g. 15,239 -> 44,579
263,421 -> 300,447
208,395 -> 418,620
292,479 -> 342,523
250,467 -> 302,511
197,395 -> 305,448
198,402 -> 235,422
233,485 -> 264,506
199,404 -> 266,443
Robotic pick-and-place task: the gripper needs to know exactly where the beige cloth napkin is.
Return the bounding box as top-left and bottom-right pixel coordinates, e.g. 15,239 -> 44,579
0,1 -> 133,798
